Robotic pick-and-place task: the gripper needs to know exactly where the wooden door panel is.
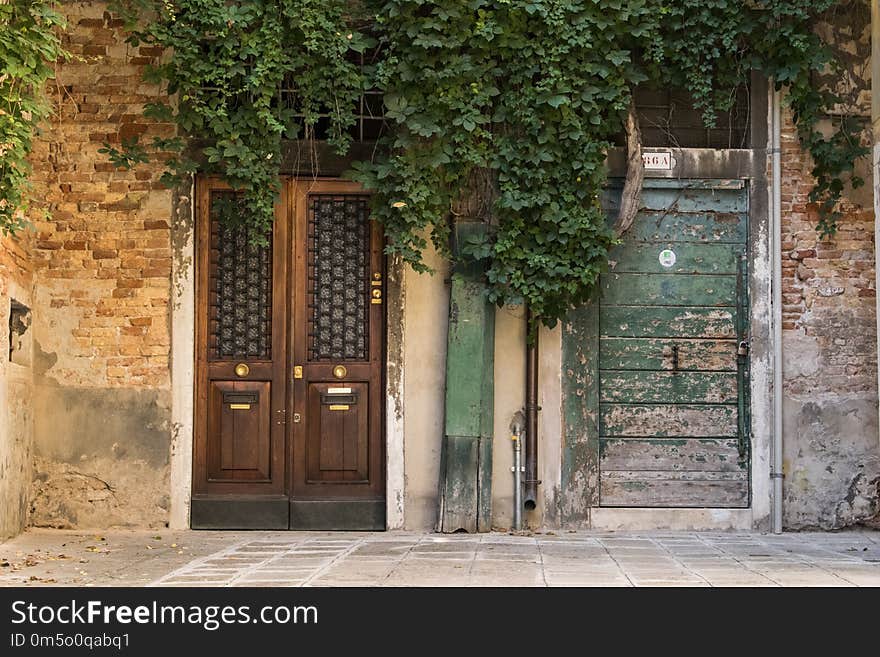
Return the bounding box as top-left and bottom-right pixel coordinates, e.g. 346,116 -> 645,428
599,371 -> 739,404
600,471 -> 749,507
599,272 -> 737,307
307,382 -> 369,482
598,338 -> 738,371
207,380 -> 271,481
600,306 -> 736,338
291,180 -> 385,508
193,180 -> 288,510
600,403 -> 739,437
608,241 -> 739,274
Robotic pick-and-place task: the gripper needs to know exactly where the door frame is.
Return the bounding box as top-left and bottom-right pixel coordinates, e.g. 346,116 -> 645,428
170,175 -> 407,530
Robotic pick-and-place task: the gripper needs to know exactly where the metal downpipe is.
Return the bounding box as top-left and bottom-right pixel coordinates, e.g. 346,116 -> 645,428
524,309 -> 540,511
771,84 -> 784,534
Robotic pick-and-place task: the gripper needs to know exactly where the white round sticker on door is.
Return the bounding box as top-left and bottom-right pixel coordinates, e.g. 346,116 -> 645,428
658,249 -> 676,268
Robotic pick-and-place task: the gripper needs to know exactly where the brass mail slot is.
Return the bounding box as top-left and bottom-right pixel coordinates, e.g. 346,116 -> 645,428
329,404 -> 349,411
321,392 -> 358,405
223,391 -> 259,410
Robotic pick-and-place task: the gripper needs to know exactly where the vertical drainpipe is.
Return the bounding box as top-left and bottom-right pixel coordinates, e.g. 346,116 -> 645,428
771,84 -> 784,534
523,309 -> 540,512
872,0 -> 880,459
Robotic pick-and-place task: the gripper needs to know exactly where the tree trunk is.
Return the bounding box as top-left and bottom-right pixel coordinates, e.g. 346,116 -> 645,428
614,97 -> 644,237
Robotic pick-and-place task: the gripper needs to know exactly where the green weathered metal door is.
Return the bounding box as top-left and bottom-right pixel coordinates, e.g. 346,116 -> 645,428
597,179 -> 750,507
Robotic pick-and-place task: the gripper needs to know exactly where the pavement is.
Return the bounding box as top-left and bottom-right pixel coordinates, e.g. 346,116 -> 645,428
1,528 -> 879,587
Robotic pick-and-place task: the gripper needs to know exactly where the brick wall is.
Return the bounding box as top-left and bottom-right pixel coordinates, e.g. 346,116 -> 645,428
779,104 -> 880,528
25,2 -> 175,529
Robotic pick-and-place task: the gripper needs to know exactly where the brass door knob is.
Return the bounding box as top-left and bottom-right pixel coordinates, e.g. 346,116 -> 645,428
332,365 -> 347,379
234,363 -> 250,377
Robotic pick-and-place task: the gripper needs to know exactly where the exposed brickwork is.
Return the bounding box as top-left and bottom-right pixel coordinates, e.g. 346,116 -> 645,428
22,2 -> 174,530
779,110 -> 877,397
29,2 -> 174,389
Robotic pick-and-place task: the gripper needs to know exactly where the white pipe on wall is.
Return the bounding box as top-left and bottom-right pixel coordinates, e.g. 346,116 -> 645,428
771,85 -> 784,534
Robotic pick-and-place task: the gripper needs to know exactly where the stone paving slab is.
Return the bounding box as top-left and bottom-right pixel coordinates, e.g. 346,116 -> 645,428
0,528 -> 878,587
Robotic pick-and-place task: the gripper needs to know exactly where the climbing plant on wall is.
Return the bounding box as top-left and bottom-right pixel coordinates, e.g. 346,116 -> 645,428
0,0 -> 67,235
109,0 -> 370,242
645,0 -> 869,238
100,0 -> 867,324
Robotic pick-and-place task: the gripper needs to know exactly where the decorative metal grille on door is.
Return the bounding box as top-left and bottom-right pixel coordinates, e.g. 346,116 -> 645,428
307,195 -> 370,362
208,192 -> 273,360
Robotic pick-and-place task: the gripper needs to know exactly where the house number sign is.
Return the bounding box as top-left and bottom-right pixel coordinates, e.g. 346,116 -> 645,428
642,151 -> 672,170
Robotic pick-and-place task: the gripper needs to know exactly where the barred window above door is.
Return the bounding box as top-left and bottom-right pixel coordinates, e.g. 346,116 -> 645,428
208,192 -> 273,360
612,84 -> 751,149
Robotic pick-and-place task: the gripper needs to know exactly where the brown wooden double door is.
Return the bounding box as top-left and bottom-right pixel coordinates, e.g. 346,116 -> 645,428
192,178 -> 386,530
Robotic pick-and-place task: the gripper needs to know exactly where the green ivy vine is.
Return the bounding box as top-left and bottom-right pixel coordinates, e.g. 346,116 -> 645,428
2,1 -> 868,326
352,1 -> 653,322
646,0 -> 869,238
0,0 -> 67,235
110,0 -> 371,242
355,0 -> 866,323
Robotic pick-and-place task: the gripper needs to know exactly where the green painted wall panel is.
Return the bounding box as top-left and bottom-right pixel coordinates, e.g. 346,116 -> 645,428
558,302 -> 601,523
439,222 -> 495,533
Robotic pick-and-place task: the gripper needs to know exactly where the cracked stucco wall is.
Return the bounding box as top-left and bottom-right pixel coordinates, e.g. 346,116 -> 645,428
779,0 -> 880,528
0,233 -> 35,540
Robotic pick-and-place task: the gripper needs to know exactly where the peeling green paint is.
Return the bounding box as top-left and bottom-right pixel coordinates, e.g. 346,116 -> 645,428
438,222 -> 494,533
562,180 -> 751,516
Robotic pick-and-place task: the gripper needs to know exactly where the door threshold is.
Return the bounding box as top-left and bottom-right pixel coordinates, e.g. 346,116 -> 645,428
191,495 -> 288,530
290,499 -> 385,531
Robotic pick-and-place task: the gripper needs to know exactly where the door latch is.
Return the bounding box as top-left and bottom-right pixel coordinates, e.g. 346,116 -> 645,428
293,412 -> 302,424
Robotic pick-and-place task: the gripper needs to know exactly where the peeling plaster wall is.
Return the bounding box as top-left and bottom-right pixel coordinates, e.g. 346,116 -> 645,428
490,305 -> 526,530
0,234 -> 35,539
402,244 -> 449,530
24,2 -> 174,530
779,1 -> 880,528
